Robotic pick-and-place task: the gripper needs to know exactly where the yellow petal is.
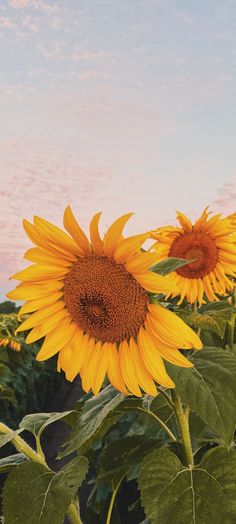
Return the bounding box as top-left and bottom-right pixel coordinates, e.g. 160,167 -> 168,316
149,304 -> 202,350
147,329 -> 193,368
129,337 -> 157,396
90,212 -> 104,256
197,278 -> 205,305
18,292 -> 64,318
24,247 -> 72,267
7,281 -> 64,301
23,219 -> 77,261
107,343 -> 129,395
188,278 -> 198,304
176,276 -> 189,305
62,329 -> 86,381
203,275 -> 218,302
114,233 -> 149,264
34,215 -> 81,255
91,342 -> 109,395
36,318 -> 77,361
80,337 -> 97,393
15,301 -> 65,333
63,205 -> 91,255
119,339 -> 142,397
26,309 -> 69,344
57,345 -> 73,373
215,242 -> 236,254
103,213 -> 133,257
137,327 -> 175,388
146,313 -> 192,349
135,272 -> 179,294
11,264 -> 68,282
176,211 -> 193,232
124,252 -> 161,274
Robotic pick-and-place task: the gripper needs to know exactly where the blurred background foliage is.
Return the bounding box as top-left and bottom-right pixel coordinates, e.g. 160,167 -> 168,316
0,302 -> 64,429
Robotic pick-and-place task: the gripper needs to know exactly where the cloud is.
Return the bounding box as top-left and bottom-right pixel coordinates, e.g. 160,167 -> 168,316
9,0 -> 59,13
0,16 -> 14,28
212,182 -> 236,213
9,0 -> 30,7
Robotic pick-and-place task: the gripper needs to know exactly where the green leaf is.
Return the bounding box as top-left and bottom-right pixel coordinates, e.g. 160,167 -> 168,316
179,301 -> 234,338
3,456 -> 88,524
166,347 -> 236,446
60,385 -> 125,457
0,453 -> 26,474
59,455 -> 89,494
99,436 -> 160,486
19,410 -> 76,439
138,446 -> 236,524
151,258 -> 194,276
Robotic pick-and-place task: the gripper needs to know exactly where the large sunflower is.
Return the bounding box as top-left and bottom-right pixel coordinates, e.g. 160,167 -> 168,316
7,207 -> 201,396
150,208 -> 236,305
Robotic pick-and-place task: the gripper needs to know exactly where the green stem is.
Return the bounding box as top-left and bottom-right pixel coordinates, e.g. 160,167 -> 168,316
172,392 -> 194,467
137,407 -> 177,442
0,422 -> 83,524
193,301 -> 198,313
228,314 -> 236,350
0,422 -> 48,468
67,500 -> 82,524
228,287 -> 236,350
106,478 -> 123,524
158,388 -> 175,409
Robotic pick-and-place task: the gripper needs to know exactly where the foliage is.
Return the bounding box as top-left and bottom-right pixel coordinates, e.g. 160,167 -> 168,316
0,302 -> 18,314
0,313 -> 65,429
0,266 -> 236,523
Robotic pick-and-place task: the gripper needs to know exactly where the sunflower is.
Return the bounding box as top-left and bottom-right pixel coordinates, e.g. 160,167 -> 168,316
150,208 -> 236,305
7,207 -> 201,396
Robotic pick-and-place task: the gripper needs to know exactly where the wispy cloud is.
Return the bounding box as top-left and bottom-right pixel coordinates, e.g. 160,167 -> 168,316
9,0 -> 59,13
213,183 -> 236,213
0,16 -> 14,28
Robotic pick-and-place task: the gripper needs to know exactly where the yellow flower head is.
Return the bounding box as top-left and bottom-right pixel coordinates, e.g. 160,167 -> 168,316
151,208 -> 236,305
7,207 -> 202,396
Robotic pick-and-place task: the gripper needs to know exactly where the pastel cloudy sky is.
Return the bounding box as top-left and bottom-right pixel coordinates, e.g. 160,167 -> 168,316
0,0 -> 236,300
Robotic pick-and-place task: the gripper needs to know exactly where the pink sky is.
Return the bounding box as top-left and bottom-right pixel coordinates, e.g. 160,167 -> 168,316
1,0 -> 236,300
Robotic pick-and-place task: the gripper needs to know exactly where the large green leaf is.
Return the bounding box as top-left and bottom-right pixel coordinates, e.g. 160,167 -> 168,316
3,456 -> 88,524
19,410 -> 76,439
151,258 -> 194,276
0,453 -> 26,474
166,347 -> 236,446
138,446 -> 236,524
60,385 -> 125,456
99,436 -> 161,486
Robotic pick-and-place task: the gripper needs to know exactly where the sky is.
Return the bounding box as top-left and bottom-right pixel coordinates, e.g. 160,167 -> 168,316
0,0 -> 236,300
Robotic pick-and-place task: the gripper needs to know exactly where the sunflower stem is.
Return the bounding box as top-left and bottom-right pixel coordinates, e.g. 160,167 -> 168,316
0,421 -> 48,468
193,301 -> 198,313
171,392 -> 194,467
106,478 -> 123,524
228,287 -> 236,351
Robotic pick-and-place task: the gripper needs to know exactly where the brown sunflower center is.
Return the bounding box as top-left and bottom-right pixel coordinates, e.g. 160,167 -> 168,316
169,232 -> 218,278
63,255 -> 148,343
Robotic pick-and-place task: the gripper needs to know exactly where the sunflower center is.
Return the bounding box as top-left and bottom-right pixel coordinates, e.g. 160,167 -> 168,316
169,232 -> 218,278
63,255 -> 148,343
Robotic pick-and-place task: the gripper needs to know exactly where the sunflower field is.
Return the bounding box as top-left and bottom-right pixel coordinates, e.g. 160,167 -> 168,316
0,207 -> 236,524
